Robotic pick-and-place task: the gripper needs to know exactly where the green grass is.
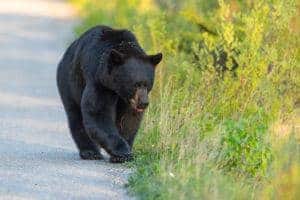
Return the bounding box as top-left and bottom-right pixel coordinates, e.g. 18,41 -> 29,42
71,0 -> 300,199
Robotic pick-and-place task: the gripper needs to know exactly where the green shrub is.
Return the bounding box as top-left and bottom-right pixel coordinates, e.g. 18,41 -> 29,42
71,0 -> 299,199
217,111 -> 272,177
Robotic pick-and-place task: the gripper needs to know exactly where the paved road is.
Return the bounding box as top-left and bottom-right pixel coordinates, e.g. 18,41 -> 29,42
0,1 -> 131,199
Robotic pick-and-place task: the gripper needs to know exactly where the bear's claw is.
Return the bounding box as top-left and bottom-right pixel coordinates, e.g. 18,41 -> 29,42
110,154 -> 133,163
80,150 -> 103,160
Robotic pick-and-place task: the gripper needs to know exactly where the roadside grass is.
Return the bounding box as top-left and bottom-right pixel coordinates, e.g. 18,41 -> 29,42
70,0 -> 299,199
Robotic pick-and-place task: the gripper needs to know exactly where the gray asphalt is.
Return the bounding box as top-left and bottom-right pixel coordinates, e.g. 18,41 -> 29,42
0,1 -> 132,199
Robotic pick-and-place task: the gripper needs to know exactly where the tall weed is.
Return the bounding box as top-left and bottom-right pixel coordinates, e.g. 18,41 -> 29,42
71,0 -> 299,199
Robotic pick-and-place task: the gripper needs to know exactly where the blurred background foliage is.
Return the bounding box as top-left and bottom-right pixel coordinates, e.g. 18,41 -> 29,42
70,0 -> 299,199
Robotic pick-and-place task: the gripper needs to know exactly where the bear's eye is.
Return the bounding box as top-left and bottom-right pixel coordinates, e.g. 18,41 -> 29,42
135,82 -> 147,88
135,82 -> 143,88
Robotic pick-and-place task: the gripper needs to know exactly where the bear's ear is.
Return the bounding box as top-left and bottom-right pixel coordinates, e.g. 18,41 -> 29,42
109,49 -> 125,65
148,53 -> 163,67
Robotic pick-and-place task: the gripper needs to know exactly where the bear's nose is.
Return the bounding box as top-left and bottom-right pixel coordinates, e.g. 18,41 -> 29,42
138,102 -> 149,109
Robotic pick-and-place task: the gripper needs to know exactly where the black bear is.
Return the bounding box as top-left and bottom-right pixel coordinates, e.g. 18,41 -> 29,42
56,26 -> 162,163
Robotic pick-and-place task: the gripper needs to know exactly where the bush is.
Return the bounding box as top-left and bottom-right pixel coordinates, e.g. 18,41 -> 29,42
71,0 -> 299,199
217,112 -> 272,177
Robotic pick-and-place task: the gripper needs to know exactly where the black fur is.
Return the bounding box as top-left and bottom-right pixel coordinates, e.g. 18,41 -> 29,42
56,26 -> 162,163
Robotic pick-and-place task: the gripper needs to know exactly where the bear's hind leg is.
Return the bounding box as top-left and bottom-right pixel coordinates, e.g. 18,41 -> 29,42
65,106 -> 103,160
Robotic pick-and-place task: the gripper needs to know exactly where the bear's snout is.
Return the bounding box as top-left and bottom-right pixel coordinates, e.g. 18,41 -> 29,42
130,88 -> 149,112
138,101 -> 149,109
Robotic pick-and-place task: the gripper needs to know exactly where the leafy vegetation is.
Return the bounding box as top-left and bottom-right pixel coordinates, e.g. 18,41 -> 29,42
71,0 -> 299,199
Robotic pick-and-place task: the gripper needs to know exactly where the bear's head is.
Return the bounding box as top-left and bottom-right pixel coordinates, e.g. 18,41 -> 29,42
101,49 -> 162,112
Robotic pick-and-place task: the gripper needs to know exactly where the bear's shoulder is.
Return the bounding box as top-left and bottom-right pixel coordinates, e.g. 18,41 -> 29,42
78,26 -> 141,53
101,27 -> 137,44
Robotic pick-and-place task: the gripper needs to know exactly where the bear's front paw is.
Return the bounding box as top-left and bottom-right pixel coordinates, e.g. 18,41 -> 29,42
80,150 -> 103,160
110,153 -> 133,163
109,141 -> 133,163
